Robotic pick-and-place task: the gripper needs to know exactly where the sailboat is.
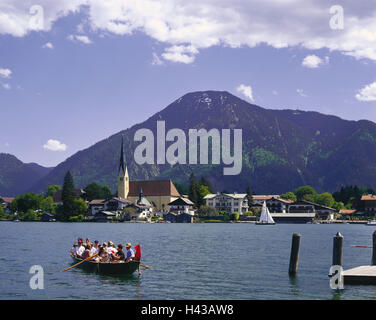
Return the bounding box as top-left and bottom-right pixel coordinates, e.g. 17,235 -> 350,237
256,201 -> 276,225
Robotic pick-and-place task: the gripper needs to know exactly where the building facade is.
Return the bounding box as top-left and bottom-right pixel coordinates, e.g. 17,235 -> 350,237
204,193 -> 249,214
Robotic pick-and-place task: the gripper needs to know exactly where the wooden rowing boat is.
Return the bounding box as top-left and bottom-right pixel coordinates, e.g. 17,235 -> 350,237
70,255 -> 140,275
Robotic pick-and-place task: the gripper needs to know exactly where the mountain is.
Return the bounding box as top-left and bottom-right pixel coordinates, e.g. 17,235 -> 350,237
0,153 -> 53,196
28,90 -> 376,195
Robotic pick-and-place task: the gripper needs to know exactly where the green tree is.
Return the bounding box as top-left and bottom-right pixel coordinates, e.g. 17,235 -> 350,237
101,185 -> 112,200
231,212 -> 240,221
45,185 -> 61,197
11,193 -> 44,213
84,182 -> 113,201
188,173 -> 200,207
84,182 -> 103,201
315,192 -> 335,207
0,206 -> 7,220
19,209 -> 40,221
174,182 -> 189,195
61,171 -> 76,220
197,205 -> 218,216
294,185 -> 317,202
40,196 -> 57,213
199,177 -> 213,193
246,186 -> 253,205
198,185 -> 211,207
281,192 -> 297,202
73,199 -> 88,216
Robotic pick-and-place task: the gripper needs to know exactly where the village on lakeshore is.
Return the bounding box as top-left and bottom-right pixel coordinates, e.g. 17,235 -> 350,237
1,138 -> 376,224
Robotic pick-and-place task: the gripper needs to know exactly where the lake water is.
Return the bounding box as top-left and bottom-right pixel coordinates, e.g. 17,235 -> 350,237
1,222 -> 376,300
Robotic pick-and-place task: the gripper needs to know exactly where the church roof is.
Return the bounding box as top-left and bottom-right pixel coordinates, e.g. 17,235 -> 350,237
129,180 -> 180,197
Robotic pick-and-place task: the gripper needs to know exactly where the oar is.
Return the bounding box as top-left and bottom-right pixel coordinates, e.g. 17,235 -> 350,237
61,253 -> 99,272
351,245 -> 372,248
140,263 -> 152,269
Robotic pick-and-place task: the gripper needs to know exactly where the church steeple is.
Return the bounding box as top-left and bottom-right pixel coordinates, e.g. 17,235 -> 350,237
119,136 -> 126,175
117,136 -> 129,199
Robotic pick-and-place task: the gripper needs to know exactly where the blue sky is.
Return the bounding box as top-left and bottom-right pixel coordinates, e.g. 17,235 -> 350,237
1,1 -> 376,167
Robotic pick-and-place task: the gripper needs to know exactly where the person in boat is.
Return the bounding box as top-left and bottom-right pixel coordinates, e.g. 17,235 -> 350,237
76,238 -> 85,258
111,244 -> 125,261
90,241 -> 98,256
107,241 -> 118,255
125,243 -> 135,263
70,243 -> 78,257
98,245 -> 110,262
93,240 -> 99,252
81,245 -> 91,260
85,238 -> 91,246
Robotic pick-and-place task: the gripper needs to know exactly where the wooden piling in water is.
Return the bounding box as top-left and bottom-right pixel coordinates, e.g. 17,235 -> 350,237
289,233 -> 301,275
372,231 -> 376,265
332,232 -> 343,266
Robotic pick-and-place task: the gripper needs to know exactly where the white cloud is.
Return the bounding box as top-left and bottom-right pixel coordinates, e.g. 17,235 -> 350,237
151,52 -> 164,66
302,55 -> 329,68
43,139 -> 67,151
0,68 -> 12,78
297,89 -> 308,97
2,1 -> 376,62
356,82 -> 376,101
42,42 -> 54,49
161,45 -> 198,64
237,84 -> 254,102
2,83 -> 11,90
67,34 -> 92,44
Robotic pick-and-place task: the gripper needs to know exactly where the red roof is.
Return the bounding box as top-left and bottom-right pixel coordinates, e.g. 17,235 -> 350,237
128,180 -> 180,197
361,194 -> 376,201
252,195 -> 281,201
0,197 -> 14,204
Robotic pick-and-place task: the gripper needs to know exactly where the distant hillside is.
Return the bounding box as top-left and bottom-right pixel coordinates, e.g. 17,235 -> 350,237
27,90 -> 376,195
0,153 -> 53,196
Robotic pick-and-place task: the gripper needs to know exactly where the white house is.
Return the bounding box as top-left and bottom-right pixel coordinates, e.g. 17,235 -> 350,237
204,192 -> 249,214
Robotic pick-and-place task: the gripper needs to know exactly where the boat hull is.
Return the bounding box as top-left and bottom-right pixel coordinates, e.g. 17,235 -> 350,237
255,222 -> 275,225
71,256 -> 140,275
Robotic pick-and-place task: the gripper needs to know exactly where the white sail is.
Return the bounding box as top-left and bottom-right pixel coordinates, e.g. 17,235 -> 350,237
259,201 -> 275,224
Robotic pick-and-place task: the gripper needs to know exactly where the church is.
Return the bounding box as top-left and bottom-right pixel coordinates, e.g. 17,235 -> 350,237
117,137 -> 181,212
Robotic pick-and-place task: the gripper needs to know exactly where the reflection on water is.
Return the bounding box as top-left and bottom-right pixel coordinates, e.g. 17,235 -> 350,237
288,275 -> 300,297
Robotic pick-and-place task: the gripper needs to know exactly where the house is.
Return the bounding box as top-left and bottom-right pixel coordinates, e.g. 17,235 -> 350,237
265,197 -> 293,213
92,211 -> 117,222
168,197 -> 195,215
41,213 -> 56,222
163,212 -> 193,223
251,195 -> 281,205
88,199 -> 105,215
288,200 -> 336,220
116,137 -> 181,211
103,197 -> 132,212
204,192 -> 249,214
52,189 -> 85,205
339,209 -> 356,218
361,194 -> 376,215
123,204 -> 152,221
0,197 -> 14,214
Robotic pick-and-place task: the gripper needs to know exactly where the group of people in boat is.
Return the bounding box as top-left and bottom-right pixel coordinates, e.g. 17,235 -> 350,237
70,237 -> 136,263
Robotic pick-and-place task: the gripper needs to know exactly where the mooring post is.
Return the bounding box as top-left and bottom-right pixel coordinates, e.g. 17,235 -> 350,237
372,231 -> 376,265
289,233 -> 301,275
332,232 -> 343,266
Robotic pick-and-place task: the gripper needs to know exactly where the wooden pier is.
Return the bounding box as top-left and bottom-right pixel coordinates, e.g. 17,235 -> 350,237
342,231 -> 376,285
343,266 -> 376,285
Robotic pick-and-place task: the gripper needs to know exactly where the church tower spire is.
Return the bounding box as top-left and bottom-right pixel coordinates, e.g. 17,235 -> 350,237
118,135 -> 129,199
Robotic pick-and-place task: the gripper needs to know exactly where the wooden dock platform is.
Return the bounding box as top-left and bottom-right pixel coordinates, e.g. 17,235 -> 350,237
343,266 -> 376,285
